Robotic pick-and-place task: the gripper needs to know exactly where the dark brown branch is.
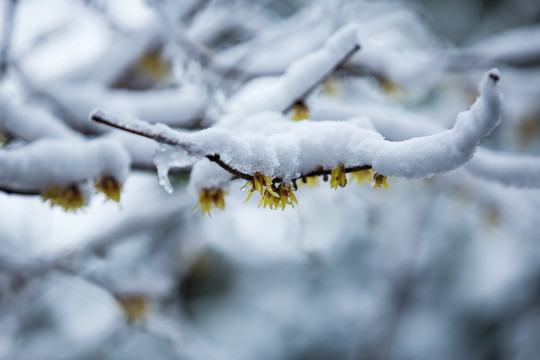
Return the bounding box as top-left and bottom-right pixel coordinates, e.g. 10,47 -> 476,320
305,164 -> 371,178
206,154 -> 252,180
0,186 -> 40,196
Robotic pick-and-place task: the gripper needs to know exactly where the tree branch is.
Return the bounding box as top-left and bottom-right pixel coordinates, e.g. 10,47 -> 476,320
91,110 -> 373,184
0,185 -> 40,196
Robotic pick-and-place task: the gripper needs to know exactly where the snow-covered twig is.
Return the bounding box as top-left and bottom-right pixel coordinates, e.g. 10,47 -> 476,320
225,24 -> 361,119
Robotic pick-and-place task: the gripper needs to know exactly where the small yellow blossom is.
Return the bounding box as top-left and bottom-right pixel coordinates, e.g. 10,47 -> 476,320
195,188 -> 226,215
242,172 -> 276,202
373,173 -> 389,189
298,176 -> 319,187
330,165 -> 347,189
322,77 -> 338,96
136,50 -> 171,84
42,184 -> 85,211
116,294 -> 149,323
258,184 -> 297,210
378,76 -> 405,97
349,169 -> 373,185
291,102 -> 310,121
276,185 -> 297,210
95,175 -> 122,202
0,129 -> 5,146
258,187 -> 278,208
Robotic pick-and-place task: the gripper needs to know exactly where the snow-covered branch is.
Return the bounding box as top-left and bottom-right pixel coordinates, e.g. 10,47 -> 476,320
0,138 -> 130,203
91,69 -> 502,185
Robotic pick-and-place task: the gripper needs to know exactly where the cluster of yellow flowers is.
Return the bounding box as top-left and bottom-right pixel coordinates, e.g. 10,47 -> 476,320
257,184 -> 298,210
330,167 -> 388,189
194,188 -> 227,215
242,172 -> 298,210
42,184 -> 86,211
194,168 -> 388,216
42,174 -> 123,211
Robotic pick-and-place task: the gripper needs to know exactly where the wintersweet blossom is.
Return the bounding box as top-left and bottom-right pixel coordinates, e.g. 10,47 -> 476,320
95,175 -> 122,202
291,102 -> 310,121
349,169 -> 373,185
136,51 -> 171,84
115,294 -> 149,323
195,188 -> 226,215
42,184 -> 85,211
258,184 -> 298,210
242,172 -> 277,202
330,165 -> 347,189
373,173 -> 389,189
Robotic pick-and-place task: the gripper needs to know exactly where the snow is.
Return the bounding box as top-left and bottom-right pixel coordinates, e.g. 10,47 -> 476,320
0,138 -> 130,192
45,82 -> 208,132
0,95 -> 78,141
468,148 -> 540,187
154,144 -> 198,194
224,24 -> 360,120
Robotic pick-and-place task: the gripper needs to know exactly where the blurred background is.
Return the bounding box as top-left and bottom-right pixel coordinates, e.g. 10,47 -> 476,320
1,0 -> 540,359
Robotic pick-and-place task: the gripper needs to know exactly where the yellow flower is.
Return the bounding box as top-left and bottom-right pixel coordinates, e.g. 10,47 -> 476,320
95,175 -> 122,202
330,165 -> 347,189
0,129 -> 5,146
373,173 -> 389,189
377,76 -> 405,97
136,50 -> 171,84
322,77 -> 338,96
258,188 -> 278,209
195,188 -> 226,215
242,172 -> 276,202
42,184 -> 86,211
349,169 -> 373,185
258,184 -> 297,210
291,102 -> 310,121
115,294 -> 149,323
